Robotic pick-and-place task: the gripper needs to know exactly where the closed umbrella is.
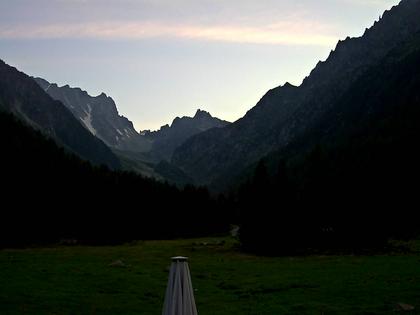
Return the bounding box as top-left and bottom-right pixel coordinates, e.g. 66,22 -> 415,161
162,256 -> 198,315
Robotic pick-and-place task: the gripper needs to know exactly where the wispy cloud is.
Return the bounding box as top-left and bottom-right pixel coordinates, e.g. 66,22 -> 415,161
0,20 -> 338,46
2,0 -> 397,46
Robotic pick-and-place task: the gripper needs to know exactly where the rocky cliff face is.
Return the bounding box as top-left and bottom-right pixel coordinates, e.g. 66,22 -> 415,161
34,78 -> 152,153
172,0 -> 420,185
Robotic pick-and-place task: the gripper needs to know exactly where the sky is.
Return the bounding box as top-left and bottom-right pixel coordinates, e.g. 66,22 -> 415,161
0,0 -> 400,131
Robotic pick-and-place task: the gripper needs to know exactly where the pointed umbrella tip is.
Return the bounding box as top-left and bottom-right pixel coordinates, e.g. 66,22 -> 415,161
171,256 -> 188,262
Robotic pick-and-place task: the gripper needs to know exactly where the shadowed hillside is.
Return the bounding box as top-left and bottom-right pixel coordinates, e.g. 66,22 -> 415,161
0,111 -> 229,247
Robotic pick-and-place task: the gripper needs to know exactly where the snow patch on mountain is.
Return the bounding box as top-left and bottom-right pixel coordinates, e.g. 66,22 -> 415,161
81,104 -> 97,135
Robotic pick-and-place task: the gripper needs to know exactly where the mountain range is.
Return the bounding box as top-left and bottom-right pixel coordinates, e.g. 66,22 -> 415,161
1,61 -> 229,181
2,0 -> 420,256
34,78 -> 229,160
1,0 -> 419,192
31,76 -> 229,182
171,0 -> 420,188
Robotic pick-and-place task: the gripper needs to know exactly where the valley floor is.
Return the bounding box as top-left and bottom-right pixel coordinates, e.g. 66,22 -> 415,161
0,237 -> 419,315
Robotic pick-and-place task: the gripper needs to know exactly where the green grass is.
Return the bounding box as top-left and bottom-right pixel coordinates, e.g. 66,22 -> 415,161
1,237 -> 419,315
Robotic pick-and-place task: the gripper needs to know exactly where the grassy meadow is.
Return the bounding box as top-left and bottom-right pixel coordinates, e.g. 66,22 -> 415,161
0,237 -> 419,315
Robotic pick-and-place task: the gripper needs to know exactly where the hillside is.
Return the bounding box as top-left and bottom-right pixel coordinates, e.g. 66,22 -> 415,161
0,60 -> 120,169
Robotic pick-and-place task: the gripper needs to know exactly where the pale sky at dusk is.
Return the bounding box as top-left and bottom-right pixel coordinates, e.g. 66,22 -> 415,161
0,0 -> 399,130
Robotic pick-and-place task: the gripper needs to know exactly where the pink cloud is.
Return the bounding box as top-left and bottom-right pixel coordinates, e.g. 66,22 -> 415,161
0,20 -> 339,46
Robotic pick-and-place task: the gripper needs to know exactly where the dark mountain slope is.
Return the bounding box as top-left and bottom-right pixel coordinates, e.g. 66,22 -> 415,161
232,30 -> 420,187
0,60 -> 120,169
172,0 -> 420,186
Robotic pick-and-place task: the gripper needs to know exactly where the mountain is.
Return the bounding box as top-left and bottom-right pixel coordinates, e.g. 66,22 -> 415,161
143,109 -> 230,161
34,77 -> 152,153
238,32 -> 420,254
172,0 -> 420,186
0,60 -> 120,169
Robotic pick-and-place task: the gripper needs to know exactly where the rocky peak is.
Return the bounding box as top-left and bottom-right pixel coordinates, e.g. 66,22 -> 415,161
194,109 -> 212,119
142,109 -> 230,161
282,82 -> 296,89
97,92 -> 108,98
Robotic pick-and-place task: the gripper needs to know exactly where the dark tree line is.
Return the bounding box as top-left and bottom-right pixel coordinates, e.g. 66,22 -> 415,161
0,111 -> 229,248
237,142 -> 419,255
